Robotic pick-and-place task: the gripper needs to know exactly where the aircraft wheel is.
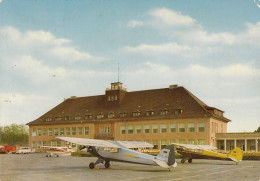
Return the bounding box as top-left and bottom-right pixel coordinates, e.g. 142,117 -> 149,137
188,159 -> 192,163
105,162 -> 111,168
89,162 -> 95,169
46,155 -> 49,157
181,159 -> 185,164
57,155 -> 59,157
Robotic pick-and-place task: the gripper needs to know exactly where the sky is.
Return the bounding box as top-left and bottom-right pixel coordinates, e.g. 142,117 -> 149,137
0,0 -> 259,132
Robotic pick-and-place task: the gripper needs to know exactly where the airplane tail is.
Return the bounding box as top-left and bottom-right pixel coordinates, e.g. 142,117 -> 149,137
227,147 -> 243,162
155,145 -> 177,168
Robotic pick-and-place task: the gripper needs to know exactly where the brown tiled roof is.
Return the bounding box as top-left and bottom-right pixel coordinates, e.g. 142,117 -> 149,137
27,86 -> 231,126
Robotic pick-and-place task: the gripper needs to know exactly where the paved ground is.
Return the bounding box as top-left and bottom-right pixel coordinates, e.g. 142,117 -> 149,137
0,153 -> 259,181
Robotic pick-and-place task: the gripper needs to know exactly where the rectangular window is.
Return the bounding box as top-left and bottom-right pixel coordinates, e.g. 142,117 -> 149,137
120,126 -> 126,134
43,128 -> 47,136
74,116 -> 81,120
160,110 -> 168,116
55,117 -> 62,121
179,139 -> 185,144
128,125 -> 134,134
65,116 -> 70,121
120,113 -> 127,117
32,141 -> 35,148
48,128 -> 52,136
57,141 -> 61,147
66,128 -> 70,135
178,123 -> 185,132
174,109 -> 183,115
161,140 -> 167,149
198,122 -> 205,132
170,124 -> 176,133
60,128 -> 64,136
152,140 -> 158,149
160,124 -> 167,133
152,124 -> 158,133
85,114 -> 93,119
188,123 -> 195,132
72,127 -> 76,135
188,139 -> 195,144
97,114 -> 103,119
45,117 -> 52,122
146,111 -> 154,116
144,125 -> 150,133
107,113 -> 114,118
198,139 -> 205,145
37,129 -> 42,136
85,127 -> 89,135
132,112 -> 140,117
51,141 -> 57,147
32,129 -> 36,137
169,140 -> 176,144
37,141 -> 42,148
78,127 -> 83,135
43,141 -> 47,146
54,128 -> 58,136
136,125 -> 142,134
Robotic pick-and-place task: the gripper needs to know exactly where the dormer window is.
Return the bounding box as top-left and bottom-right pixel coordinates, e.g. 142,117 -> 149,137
107,113 -> 114,119
174,108 -> 183,115
74,116 -> 81,120
160,110 -> 168,116
146,111 -> 154,116
97,114 -> 104,119
132,111 -> 140,117
85,114 -> 93,119
65,116 -> 70,121
55,117 -> 62,121
45,117 -> 52,122
119,112 -> 127,118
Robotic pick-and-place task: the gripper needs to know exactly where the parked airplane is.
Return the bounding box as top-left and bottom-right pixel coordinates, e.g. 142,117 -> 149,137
45,146 -> 73,157
172,143 -> 243,164
57,137 -> 177,171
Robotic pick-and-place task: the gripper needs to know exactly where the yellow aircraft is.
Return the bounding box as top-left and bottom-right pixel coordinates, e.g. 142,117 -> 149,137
172,143 -> 243,164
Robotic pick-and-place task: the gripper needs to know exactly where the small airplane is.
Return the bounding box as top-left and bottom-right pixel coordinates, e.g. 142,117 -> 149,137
57,137 -> 177,171
45,146 -> 73,157
172,143 -> 243,164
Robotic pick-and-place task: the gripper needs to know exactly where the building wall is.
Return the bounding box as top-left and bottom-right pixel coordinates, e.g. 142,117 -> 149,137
29,123 -> 95,148
28,117 -> 218,149
209,118 -> 228,146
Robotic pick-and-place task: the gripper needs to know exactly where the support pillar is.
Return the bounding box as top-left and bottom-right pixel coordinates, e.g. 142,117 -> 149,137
256,139 -> 258,152
245,139 -> 247,152
234,139 -> 236,148
224,139 -> 226,152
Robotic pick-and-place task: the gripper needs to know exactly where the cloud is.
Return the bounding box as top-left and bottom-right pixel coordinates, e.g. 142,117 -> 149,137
127,20 -> 144,28
149,8 -> 197,27
0,26 -> 106,62
124,8 -> 259,67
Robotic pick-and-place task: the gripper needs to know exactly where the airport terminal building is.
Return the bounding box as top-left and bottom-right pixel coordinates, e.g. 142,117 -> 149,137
27,82 -> 231,150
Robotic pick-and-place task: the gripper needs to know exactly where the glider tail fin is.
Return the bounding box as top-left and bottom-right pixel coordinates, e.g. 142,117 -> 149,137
228,147 -> 243,162
155,145 -> 177,168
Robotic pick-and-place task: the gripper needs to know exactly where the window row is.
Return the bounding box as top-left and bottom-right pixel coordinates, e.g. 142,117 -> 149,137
120,122 -> 205,134
45,109 -> 184,122
32,127 -> 89,137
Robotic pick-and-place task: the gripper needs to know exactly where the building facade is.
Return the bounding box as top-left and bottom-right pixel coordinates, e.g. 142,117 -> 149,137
216,132 -> 260,152
27,82 -> 230,150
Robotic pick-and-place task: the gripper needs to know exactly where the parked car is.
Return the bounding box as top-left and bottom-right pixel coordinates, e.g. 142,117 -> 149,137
16,147 -> 32,154
0,144 -> 16,154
